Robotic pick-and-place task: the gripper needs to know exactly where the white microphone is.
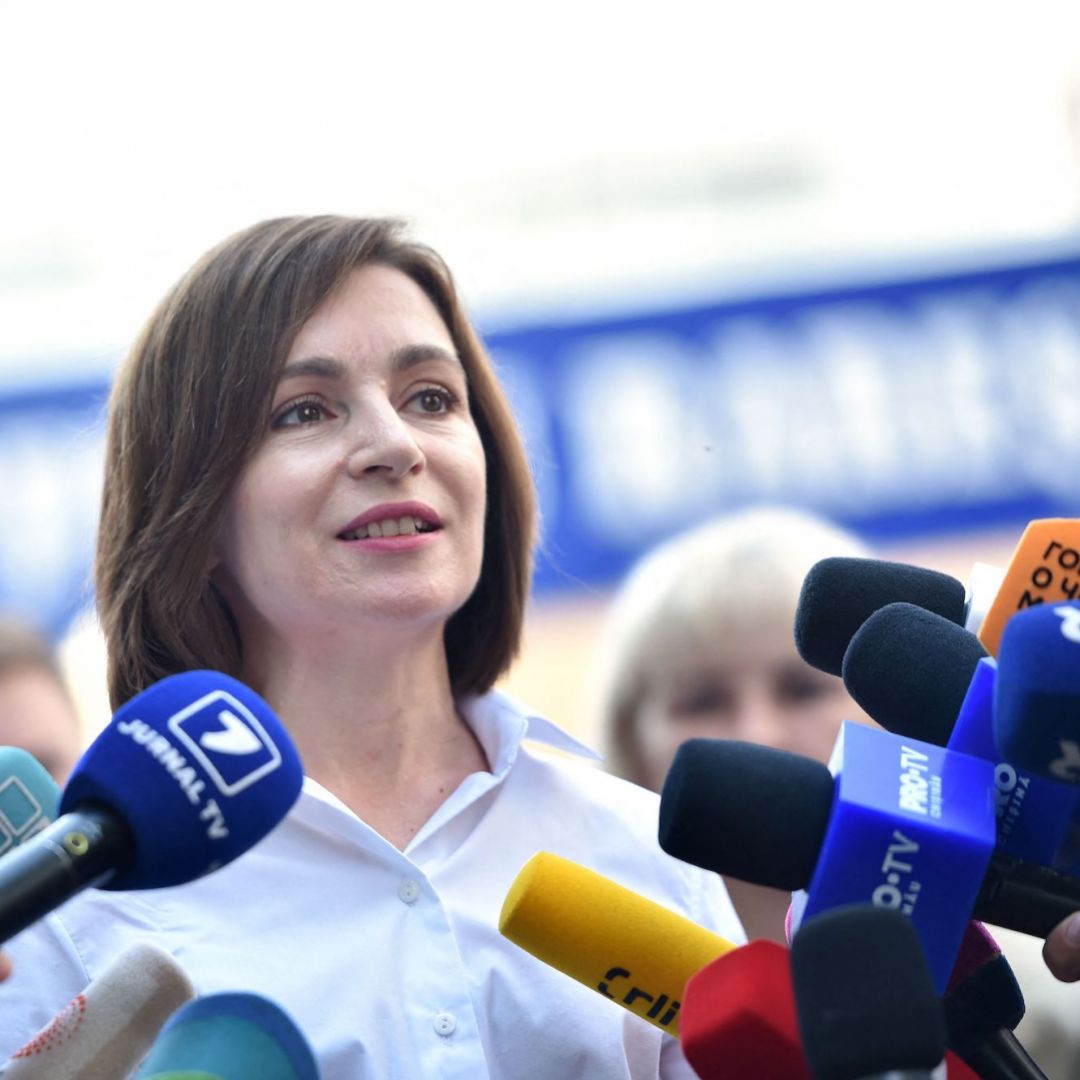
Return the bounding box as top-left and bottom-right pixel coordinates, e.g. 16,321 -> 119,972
1,941 -> 195,1079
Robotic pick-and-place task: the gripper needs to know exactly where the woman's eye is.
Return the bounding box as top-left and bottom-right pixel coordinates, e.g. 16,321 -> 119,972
670,685 -> 732,718
272,398 -> 333,428
408,387 -> 455,414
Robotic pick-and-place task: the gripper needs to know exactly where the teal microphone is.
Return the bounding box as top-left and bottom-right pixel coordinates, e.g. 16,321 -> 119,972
0,747 -> 60,853
134,992 -> 319,1080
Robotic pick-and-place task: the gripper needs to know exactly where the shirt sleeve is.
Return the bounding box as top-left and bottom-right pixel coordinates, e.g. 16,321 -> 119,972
659,1029 -> 708,1079
685,861 -> 747,948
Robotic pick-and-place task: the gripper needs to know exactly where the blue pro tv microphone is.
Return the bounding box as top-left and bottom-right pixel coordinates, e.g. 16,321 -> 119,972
842,603 -> 1080,876
0,670 -> 303,944
660,726 -> 1080,986
134,992 -> 319,1080
660,724 -> 997,990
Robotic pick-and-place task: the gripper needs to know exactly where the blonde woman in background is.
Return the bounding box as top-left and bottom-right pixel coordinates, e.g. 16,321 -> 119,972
591,505 -> 873,943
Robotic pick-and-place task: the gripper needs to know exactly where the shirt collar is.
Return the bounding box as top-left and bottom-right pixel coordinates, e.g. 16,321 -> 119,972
297,689 -> 601,822
461,689 -> 602,776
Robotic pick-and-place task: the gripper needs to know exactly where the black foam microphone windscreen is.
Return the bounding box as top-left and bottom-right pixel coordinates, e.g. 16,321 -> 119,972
795,557 -> 967,676
658,739 -> 834,890
791,904 -> 947,1080
841,602 -> 989,745
945,953 -> 1025,1060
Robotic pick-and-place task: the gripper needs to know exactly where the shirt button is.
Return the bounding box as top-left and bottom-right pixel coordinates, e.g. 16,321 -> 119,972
433,1012 -> 457,1037
397,878 -> 420,904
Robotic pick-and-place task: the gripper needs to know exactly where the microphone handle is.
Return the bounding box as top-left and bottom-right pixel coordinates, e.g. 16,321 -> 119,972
0,805 -> 133,945
960,1030 -> 1049,1080
974,853 -> 1080,937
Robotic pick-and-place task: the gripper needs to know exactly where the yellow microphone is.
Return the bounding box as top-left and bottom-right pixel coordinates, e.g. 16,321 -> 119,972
499,851 -> 737,1034
977,519 -> 1080,656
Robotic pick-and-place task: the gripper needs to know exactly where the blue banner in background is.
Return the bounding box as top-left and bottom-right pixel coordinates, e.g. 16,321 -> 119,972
0,381 -> 109,638
493,252 -> 1080,592
3,251 -> 1080,638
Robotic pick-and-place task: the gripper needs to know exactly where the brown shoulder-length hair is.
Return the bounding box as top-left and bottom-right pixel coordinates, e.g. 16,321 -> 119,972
96,216 -> 536,710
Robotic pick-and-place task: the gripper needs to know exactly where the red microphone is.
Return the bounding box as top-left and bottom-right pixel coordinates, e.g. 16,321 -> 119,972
679,940 -> 810,1080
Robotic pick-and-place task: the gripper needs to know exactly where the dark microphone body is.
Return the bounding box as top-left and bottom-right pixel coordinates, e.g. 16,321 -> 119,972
790,903 -> 946,1080
944,922 -> 1048,1080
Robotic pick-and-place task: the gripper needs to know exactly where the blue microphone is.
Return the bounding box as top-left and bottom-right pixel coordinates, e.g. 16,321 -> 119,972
0,670 -> 302,943
842,603 -> 1080,876
0,747 -> 60,854
790,722 -> 996,991
995,601 -> 1080,785
661,724 -> 996,990
660,725 -> 1080,988
134,992 -> 319,1080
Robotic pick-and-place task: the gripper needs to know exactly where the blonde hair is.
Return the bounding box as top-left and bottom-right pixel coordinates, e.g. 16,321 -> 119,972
591,506 -> 870,782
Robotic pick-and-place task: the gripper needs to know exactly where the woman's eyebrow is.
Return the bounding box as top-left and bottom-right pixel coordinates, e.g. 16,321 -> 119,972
276,355 -> 347,383
276,345 -> 465,384
390,343 -> 466,376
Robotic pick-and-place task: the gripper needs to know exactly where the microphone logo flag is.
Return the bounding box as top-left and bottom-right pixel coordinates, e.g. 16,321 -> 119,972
168,690 -> 283,796
0,777 -> 49,855
1053,605 -> 1080,644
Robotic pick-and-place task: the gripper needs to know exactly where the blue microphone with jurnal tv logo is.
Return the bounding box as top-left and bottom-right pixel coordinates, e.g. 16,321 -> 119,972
0,748 -> 60,854
0,670 -> 302,944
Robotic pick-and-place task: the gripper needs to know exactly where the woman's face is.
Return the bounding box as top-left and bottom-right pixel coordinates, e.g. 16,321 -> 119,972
213,264 -> 488,654
631,626 -> 861,792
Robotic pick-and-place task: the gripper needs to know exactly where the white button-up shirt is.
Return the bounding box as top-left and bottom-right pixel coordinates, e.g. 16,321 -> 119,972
0,691 -> 744,1078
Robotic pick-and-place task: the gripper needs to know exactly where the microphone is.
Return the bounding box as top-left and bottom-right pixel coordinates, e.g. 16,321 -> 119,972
790,903 -> 946,1080
0,748 -> 60,854
944,924 -> 1047,1080
843,603 -> 1080,874
994,601 -> 1080,784
977,519 -> 1080,657
0,941 -> 195,1079
842,603 -> 988,748
660,731 -> 1080,983
499,851 -> 738,1034
133,991 -> 319,1079
794,557 -> 967,676
679,940 -> 811,1079
0,670 -> 303,944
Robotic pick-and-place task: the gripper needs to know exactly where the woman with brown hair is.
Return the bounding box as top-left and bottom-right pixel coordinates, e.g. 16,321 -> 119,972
0,217 -> 742,1078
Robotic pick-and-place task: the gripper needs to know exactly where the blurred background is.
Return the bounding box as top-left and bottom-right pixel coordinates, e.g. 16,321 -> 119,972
2,0 -> 1080,742
3,0 -> 1080,1066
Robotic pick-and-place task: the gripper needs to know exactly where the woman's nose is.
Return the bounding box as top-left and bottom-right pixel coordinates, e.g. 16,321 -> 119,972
344,403 -> 425,480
